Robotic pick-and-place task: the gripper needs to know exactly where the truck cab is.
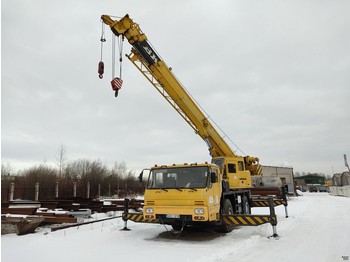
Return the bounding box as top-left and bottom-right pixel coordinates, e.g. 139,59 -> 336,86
143,163 -> 222,228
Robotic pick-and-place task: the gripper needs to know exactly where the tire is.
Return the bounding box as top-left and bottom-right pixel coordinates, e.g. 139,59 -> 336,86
219,199 -> 235,233
223,199 -> 234,215
241,195 -> 251,215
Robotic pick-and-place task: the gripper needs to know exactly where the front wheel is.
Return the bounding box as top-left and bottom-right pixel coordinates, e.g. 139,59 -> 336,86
223,199 -> 234,215
219,199 -> 235,233
242,195 -> 251,215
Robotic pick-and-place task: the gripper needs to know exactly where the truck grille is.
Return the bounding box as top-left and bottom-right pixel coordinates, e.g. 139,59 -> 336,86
194,201 -> 204,206
146,201 -> 155,205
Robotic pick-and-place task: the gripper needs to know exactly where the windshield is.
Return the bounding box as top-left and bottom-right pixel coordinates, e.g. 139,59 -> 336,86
147,166 -> 209,189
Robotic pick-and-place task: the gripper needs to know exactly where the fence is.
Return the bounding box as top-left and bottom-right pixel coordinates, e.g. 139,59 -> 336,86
329,185 -> 350,197
1,181 -> 144,202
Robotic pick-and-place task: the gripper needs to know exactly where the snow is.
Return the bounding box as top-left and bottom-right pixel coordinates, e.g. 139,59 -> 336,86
2,193 -> 350,262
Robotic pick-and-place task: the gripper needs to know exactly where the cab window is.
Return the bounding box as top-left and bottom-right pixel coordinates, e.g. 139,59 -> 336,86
227,164 -> 236,173
238,161 -> 244,171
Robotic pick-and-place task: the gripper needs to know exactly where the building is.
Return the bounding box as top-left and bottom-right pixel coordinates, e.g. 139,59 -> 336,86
252,166 -> 295,194
295,174 -> 325,187
332,172 -> 350,186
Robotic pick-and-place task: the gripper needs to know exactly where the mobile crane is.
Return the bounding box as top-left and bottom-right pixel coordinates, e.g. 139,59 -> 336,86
101,14 -> 282,233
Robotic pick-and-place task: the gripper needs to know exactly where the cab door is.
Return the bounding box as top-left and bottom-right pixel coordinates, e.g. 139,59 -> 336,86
207,167 -> 221,221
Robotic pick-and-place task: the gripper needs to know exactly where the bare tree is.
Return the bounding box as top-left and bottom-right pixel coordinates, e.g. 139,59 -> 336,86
112,161 -> 127,177
1,162 -> 13,176
56,144 -> 67,177
1,158 -> 144,199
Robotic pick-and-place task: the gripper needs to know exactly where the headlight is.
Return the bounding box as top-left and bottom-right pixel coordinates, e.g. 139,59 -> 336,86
145,208 -> 154,214
194,208 -> 204,215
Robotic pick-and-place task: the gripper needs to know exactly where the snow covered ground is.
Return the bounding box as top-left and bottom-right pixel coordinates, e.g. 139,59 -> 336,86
2,193 -> 350,262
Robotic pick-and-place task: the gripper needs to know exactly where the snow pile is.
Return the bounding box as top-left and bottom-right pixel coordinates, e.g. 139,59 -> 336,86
2,193 -> 350,262
330,185 -> 350,197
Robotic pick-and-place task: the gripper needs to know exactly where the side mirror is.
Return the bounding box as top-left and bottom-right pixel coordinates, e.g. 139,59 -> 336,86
210,172 -> 217,183
138,171 -> 143,182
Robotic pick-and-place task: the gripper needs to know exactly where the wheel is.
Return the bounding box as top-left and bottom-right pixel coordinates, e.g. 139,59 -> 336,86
241,195 -> 251,215
223,199 -> 234,215
219,199 -> 235,233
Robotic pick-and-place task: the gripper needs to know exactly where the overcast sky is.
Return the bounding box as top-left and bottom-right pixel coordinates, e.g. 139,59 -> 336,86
2,0 -> 350,176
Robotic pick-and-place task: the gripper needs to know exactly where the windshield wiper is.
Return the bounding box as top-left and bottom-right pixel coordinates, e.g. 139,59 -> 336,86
188,188 -> 197,191
174,188 -> 183,192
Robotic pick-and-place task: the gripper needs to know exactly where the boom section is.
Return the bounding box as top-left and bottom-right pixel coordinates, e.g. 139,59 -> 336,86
101,14 -> 235,158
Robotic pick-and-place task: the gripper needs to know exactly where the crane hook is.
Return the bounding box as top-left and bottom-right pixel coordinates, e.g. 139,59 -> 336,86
98,21 -> 106,79
111,77 -> 123,98
98,61 -> 104,79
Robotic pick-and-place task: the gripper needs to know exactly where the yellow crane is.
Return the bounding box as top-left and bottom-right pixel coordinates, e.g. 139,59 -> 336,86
101,14 -> 277,233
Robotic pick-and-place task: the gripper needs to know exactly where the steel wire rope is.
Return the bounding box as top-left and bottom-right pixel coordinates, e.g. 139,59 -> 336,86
148,39 -> 246,155
118,35 -> 124,78
159,217 -> 186,239
108,15 -> 123,19
112,32 -> 116,78
100,21 -> 105,61
164,65 -> 246,155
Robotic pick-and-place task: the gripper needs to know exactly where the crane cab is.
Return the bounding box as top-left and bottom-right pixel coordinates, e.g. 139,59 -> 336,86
212,157 -> 252,189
